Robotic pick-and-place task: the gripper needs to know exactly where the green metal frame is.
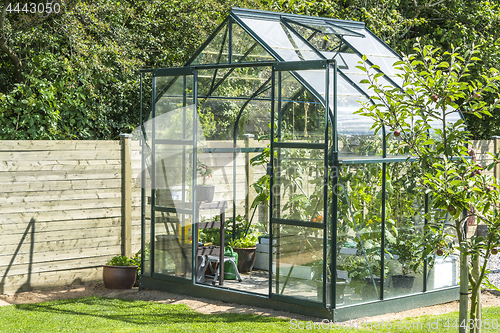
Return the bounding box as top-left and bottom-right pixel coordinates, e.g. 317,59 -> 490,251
138,7 -> 462,320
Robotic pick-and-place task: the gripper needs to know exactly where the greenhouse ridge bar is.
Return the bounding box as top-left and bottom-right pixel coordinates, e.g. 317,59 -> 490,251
138,7 -> 461,321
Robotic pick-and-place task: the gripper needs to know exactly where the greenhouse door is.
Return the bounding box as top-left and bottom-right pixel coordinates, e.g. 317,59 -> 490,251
145,69 -> 198,283
269,61 -> 331,307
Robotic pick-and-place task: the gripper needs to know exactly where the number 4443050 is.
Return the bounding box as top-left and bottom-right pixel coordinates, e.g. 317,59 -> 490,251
6,2 -> 61,15
443,318 -> 499,330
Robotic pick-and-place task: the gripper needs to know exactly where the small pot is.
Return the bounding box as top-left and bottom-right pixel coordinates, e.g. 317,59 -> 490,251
392,275 -> 415,289
102,265 -> 137,289
196,185 -> 215,203
233,247 -> 257,272
361,277 -> 385,300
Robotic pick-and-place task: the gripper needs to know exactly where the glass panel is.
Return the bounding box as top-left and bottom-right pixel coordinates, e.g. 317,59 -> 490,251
426,206 -> 459,291
336,163 -> 384,306
192,23 -> 229,65
272,224 -> 324,301
198,66 -> 272,141
139,73 -> 153,276
342,29 -> 402,86
197,68 -> 232,99
335,75 -> 383,158
278,72 -> 325,143
148,74 -> 196,280
385,162 -> 425,297
153,142 -> 194,279
287,19 -> 363,37
154,212 -> 193,279
272,148 -> 325,223
232,22 -> 276,63
337,52 -> 395,93
281,23 -> 322,60
240,17 -> 311,62
286,21 -> 349,53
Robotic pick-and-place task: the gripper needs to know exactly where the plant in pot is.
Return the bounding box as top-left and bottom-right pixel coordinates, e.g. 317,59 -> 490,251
389,225 -> 424,290
102,255 -> 138,289
311,259 -> 349,305
342,232 -> 390,301
228,232 -> 260,273
196,160 -> 214,202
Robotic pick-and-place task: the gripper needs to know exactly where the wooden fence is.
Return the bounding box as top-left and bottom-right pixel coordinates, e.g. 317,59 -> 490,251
0,138 -> 141,294
0,138 -> 497,294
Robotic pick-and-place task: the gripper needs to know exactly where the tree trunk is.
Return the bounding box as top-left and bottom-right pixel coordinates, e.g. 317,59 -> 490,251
459,248 -> 468,333
470,249 -> 481,332
470,283 -> 480,333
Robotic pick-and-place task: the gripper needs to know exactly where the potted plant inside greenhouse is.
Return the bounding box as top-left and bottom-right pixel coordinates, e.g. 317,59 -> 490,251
229,230 -> 260,273
389,225 -> 424,290
196,160 -> 214,202
103,255 -> 139,289
311,260 -> 348,305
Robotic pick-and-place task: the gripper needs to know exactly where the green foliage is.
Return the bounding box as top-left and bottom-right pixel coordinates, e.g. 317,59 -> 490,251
0,0 -> 265,139
198,214 -> 253,246
357,38 -> 500,328
0,296 -> 301,333
196,159 -> 213,185
389,226 -> 424,276
2,295 -> 500,332
228,233 -> 259,248
105,255 -> 138,267
3,1 -> 500,138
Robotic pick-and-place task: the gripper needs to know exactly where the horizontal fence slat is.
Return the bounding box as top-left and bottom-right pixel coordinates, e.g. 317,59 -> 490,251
0,179 -> 122,193
0,227 -> 120,245
0,267 -> 103,295
0,140 -> 121,150
0,188 -> 121,203
0,246 -> 121,267
0,236 -> 121,257
0,255 -> 114,278
0,198 -> 122,215
0,151 -> 120,161
1,207 -> 123,224
0,217 -> 122,234
0,163 -> 121,172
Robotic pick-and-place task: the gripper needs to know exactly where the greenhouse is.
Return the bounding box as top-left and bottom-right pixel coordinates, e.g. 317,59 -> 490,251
138,8 -> 461,320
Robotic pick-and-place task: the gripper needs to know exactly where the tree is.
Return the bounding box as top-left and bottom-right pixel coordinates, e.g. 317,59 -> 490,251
0,0 -> 22,83
0,0 -> 265,139
356,39 -> 500,332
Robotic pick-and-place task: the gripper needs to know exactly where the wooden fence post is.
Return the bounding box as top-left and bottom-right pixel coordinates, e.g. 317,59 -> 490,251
494,136 -> 500,180
120,133 -> 133,257
244,134 -> 255,222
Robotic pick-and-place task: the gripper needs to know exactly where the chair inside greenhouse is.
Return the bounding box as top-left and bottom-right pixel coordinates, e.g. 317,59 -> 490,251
138,7 -> 461,320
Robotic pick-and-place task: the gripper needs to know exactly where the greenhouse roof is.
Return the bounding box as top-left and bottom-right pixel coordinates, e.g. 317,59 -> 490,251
182,8 -> 462,136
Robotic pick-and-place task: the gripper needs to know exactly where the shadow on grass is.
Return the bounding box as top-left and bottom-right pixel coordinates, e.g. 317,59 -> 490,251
14,296 -> 287,326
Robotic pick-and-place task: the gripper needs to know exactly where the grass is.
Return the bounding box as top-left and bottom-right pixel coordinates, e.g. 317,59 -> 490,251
0,296 -> 499,332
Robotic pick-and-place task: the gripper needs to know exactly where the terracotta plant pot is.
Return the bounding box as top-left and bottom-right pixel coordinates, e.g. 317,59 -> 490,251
233,247 -> 256,273
102,265 -> 137,289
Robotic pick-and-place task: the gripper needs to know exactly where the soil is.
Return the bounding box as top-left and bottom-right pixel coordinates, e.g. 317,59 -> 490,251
1,282 -> 500,323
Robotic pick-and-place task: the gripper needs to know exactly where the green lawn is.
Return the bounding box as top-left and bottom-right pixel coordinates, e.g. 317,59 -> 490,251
0,296 -> 499,332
